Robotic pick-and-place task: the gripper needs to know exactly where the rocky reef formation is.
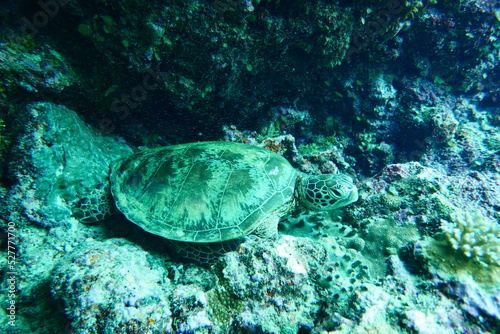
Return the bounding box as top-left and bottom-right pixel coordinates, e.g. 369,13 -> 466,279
1,0 -> 499,333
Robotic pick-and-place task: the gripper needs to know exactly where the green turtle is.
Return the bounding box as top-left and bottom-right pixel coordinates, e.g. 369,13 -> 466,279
74,141 -> 358,264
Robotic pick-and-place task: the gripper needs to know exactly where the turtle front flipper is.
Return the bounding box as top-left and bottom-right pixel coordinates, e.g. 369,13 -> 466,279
72,183 -> 117,223
167,239 -> 245,266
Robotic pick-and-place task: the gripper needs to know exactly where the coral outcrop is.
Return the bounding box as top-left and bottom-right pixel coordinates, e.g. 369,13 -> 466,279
440,211 -> 500,267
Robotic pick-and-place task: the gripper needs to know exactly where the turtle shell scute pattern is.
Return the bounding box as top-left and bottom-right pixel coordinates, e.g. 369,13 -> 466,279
110,141 -> 297,243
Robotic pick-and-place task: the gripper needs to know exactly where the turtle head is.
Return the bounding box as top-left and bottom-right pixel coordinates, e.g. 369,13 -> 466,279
297,174 -> 358,211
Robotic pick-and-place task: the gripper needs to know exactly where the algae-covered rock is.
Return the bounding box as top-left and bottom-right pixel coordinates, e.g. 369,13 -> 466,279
213,236 -> 323,333
48,235 -> 372,334
0,38 -> 75,95
51,238 -> 173,333
446,281 -> 500,324
351,162 -> 500,234
6,102 -> 133,227
213,235 -> 369,333
59,0 -> 357,141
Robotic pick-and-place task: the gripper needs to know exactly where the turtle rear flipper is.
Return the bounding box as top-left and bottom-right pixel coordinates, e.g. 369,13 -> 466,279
72,183 -> 117,223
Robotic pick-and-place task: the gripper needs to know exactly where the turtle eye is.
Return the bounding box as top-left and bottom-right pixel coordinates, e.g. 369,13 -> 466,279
331,189 -> 343,198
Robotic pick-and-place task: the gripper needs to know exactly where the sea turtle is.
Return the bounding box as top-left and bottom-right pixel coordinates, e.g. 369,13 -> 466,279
74,141 -> 358,264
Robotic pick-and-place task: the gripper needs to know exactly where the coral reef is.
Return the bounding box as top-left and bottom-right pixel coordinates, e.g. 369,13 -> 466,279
440,211 -> 500,267
0,0 -> 500,333
48,233 -> 373,333
215,236 -> 326,333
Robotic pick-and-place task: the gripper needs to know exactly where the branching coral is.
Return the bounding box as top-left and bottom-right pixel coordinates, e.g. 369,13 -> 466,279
440,212 -> 500,267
